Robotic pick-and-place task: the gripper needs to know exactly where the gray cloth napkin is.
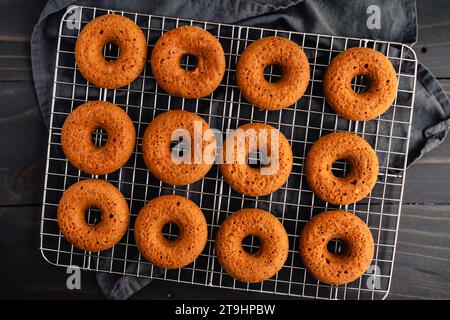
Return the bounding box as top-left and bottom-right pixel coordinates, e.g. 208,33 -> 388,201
31,0 -> 450,299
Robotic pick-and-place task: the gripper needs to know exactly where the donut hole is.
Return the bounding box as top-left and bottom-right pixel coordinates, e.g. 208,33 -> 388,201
331,158 -> 350,178
180,54 -> 198,71
351,74 -> 371,94
247,149 -> 270,169
102,42 -> 120,62
242,235 -> 261,254
91,128 -> 108,147
263,64 -> 283,83
326,238 -> 348,256
84,207 -> 102,225
162,222 -> 180,241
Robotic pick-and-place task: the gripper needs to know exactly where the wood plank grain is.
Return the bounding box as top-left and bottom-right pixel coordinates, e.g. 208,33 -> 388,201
2,204 -> 449,299
0,82 -> 47,206
0,0 -> 449,82
404,163 -> 450,204
135,204 -> 450,300
414,0 -> 450,78
0,40 -> 32,81
0,0 -> 46,82
2,79 -> 449,206
0,205 -> 288,299
0,0 -> 449,300
0,206 -> 102,299
437,78 -> 450,95
415,137 -> 450,165
389,204 -> 450,299
0,0 -> 47,40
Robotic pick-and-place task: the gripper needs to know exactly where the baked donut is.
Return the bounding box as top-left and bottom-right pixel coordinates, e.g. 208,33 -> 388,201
151,26 -> 225,98
58,179 -> 130,252
75,14 -> 147,89
305,132 -> 378,205
134,195 -> 208,269
61,101 -> 136,175
220,123 -> 293,196
236,36 -> 310,110
299,210 -> 374,285
142,110 -> 216,185
324,47 -> 398,121
215,208 -> 289,283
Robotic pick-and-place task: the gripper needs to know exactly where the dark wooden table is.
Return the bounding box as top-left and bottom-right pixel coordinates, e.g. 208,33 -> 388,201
1,0 -> 449,300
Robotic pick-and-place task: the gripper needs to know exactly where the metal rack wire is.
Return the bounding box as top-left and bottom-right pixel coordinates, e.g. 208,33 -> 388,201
40,5 -> 417,300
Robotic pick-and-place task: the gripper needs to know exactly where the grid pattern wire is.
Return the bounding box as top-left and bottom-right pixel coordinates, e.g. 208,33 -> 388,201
40,5 -> 418,300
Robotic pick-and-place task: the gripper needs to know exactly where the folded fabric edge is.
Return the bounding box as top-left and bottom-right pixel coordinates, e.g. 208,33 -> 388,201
408,62 -> 450,166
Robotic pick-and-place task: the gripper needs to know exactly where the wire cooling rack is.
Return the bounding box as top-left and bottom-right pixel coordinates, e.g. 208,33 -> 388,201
40,5 -> 417,300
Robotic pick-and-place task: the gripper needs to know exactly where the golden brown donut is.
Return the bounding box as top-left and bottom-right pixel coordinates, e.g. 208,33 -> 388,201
215,208 -> 289,283
75,14 -> 147,89
305,132 -> 379,205
299,210 -> 374,285
141,110 -> 216,185
57,179 -> 130,252
151,26 -> 226,98
134,195 -> 208,269
220,123 -> 293,196
61,101 -> 136,175
324,47 -> 398,121
236,36 -> 310,110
